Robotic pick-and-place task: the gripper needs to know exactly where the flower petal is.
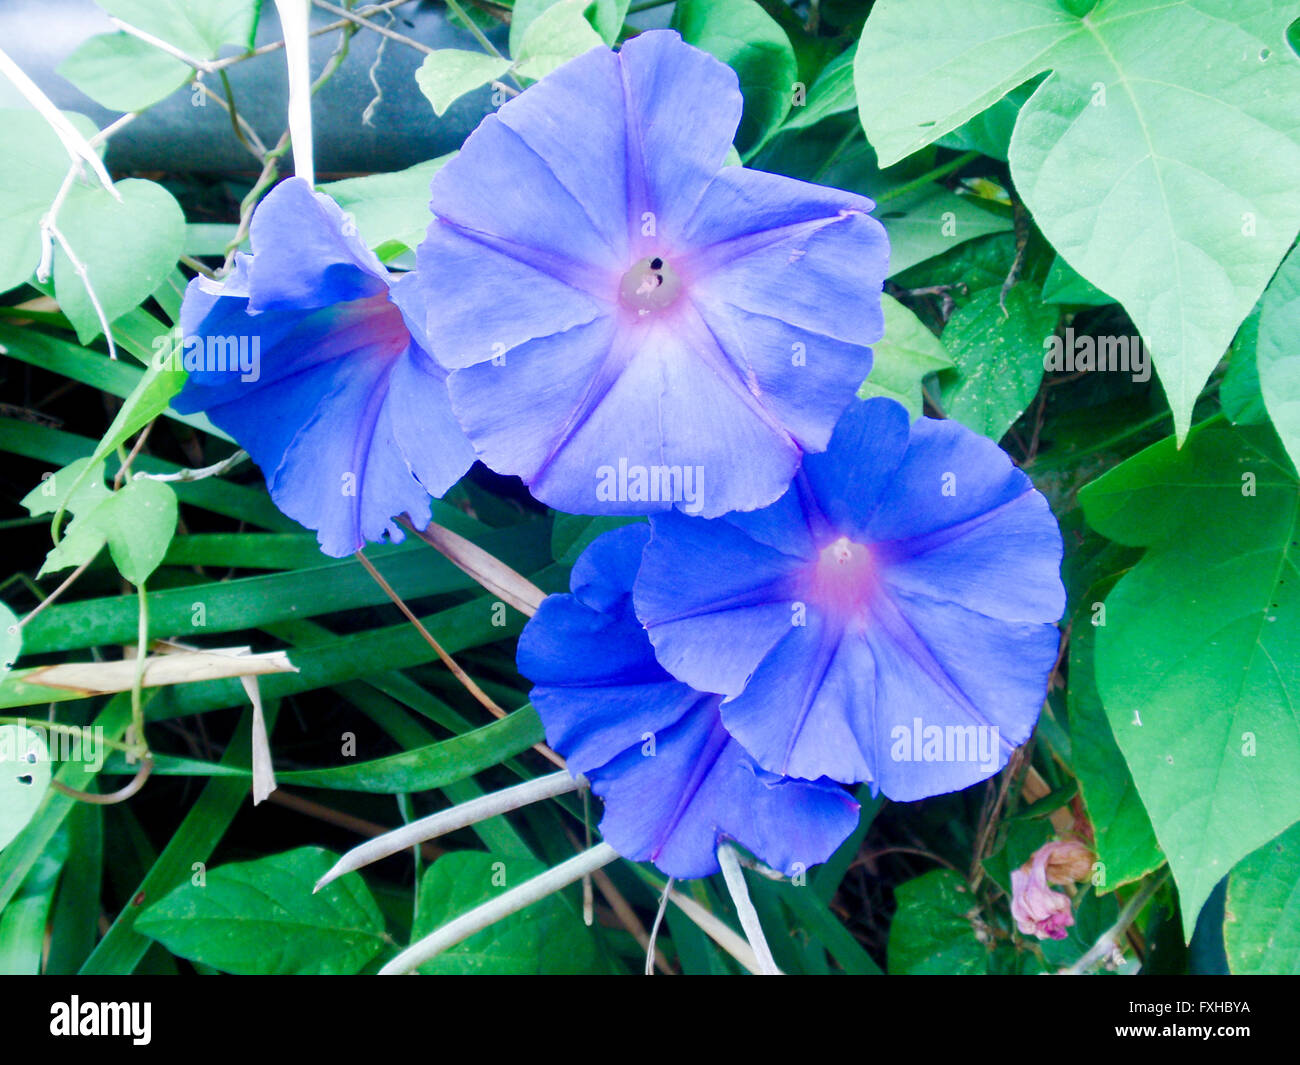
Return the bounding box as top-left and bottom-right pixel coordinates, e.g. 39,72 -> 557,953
245,178 -> 390,311
519,525 -> 696,774
416,223 -> 607,368
877,488 -> 1066,623
519,524 -> 858,879
616,31 -> 743,242
800,396 -> 911,542
717,614 -> 879,783
635,397 -> 1065,793
431,47 -> 629,268
864,415 -> 1040,543
386,343 -> 477,501
174,196 -> 468,556
685,166 -> 888,347
594,703 -> 859,879
861,590 -> 1059,800
636,510 -> 801,696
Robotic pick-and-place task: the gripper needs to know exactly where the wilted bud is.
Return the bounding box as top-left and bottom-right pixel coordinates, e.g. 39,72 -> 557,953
1043,840 -> 1095,885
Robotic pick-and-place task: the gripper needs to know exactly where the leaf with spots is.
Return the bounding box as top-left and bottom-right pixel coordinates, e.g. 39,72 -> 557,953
938,283 -> 1057,440
1225,819 -> 1300,974
0,726 -> 50,853
887,869 -> 989,974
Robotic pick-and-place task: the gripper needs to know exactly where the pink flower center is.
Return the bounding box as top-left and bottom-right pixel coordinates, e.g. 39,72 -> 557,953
619,255 -> 683,318
805,536 -> 878,620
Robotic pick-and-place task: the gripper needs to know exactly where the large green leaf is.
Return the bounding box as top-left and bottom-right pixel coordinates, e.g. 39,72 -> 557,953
0,110 -> 98,294
856,0 -> 1300,439
413,850 -> 602,974
782,44 -> 856,133
1080,418 -> 1300,938
887,869 -> 988,974
134,847 -> 388,975
25,462 -> 177,585
1224,820 -> 1300,974
1221,306 -> 1269,427
98,0 -> 260,58
1256,244 -> 1300,474
54,178 -> 186,343
58,32 -> 192,112
1069,611 -> 1164,892
816,141 -> 1012,276
673,0 -> 798,153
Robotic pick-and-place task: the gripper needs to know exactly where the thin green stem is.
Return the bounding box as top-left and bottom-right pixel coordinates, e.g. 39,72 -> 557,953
130,581 -> 150,760
810,123 -> 862,182
0,717 -> 136,755
441,0 -> 523,90
875,150 -> 981,206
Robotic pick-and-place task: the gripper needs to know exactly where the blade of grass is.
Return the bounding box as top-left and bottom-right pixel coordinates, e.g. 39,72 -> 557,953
43,801 -> 103,973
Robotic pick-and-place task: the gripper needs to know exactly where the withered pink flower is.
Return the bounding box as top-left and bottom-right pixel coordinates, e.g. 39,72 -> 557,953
1010,842 -> 1086,940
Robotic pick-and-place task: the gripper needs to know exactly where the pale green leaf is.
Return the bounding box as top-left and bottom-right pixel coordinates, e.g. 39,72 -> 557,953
0,727 -> 51,853
856,0 -> 1300,439
57,32 -> 191,113
415,50 -> 512,117
54,178 -> 186,343
673,0 -> 798,152
0,109 -> 98,294
320,157 -> 453,252
1257,244 -> 1300,474
514,0 -> 604,82
98,0 -> 260,59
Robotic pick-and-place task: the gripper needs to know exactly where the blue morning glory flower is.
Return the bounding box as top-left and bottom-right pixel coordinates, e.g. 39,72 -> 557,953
517,523 -> 860,879
172,177 -> 475,557
411,30 -> 888,520
634,397 -> 1066,799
